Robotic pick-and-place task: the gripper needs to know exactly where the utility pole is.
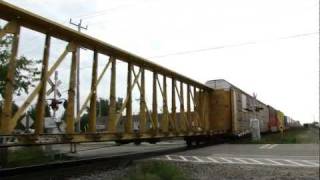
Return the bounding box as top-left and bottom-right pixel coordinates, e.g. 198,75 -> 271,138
69,19 -> 88,132
69,19 -> 87,153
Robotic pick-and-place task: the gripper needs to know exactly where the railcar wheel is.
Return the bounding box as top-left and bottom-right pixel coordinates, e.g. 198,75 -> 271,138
186,139 -> 192,147
115,140 -> 123,146
148,139 -> 157,144
134,140 -> 141,145
195,139 -> 200,146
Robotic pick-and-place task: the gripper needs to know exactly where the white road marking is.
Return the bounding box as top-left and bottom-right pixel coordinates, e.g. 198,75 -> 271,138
259,144 -> 278,149
179,155 -> 187,161
300,160 -> 320,166
267,144 -> 278,149
219,157 -> 233,163
166,155 -> 182,161
210,153 -> 319,159
192,156 -> 204,162
283,159 -> 307,166
233,158 -> 251,164
265,159 -> 285,165
207,157 -> 219,163
246,158 -> 264,164
159,155 -> 319,168
259,144 -> 271,149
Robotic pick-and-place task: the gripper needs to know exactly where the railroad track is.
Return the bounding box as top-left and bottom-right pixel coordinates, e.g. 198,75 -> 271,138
0,144 -> 194,179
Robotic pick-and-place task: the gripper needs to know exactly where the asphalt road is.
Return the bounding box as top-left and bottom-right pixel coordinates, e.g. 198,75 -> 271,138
5,142 -> 318,179
52,141 -> 319,167
65,143 -> 319,180
169,143 -> 319,158
156,143 -> 320,168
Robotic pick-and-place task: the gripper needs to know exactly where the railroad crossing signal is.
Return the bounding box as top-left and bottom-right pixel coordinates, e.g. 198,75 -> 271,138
46,71 -> 63,123
46,71 -> 62,97
49,99 -> 63,111
47,79 -> 62,97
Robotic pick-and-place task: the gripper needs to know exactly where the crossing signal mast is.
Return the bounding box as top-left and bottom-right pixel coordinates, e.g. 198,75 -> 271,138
46,71 -> 62,122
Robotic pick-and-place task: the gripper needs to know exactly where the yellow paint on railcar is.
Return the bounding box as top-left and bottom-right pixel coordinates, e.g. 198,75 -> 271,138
209,90 -> 232,133
277,111 -> 285,132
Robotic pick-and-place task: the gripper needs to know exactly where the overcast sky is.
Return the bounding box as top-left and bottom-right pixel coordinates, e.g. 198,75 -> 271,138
2,0 -> 319,123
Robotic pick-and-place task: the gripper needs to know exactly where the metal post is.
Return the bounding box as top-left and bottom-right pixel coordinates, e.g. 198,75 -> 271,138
69,19 -> 88,133
152,72 -> 158,130
108,58 -> 117,132
187,85 -> 191,130
75,46 -> 80,132
35,34 -> 50,134
161,76 -> 169,133
172,79 -> 177,132
88,50 -> 98,133
179,81 -> 187,132
139,68 -> 146,133
66,45 -> 78,134
125,63 -> 132,133
193,86 -> 199,128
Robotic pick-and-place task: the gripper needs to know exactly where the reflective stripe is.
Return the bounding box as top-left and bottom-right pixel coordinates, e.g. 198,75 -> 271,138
179,156 -> 187,161
207,157 -> 219,163
193,156 -> 204,162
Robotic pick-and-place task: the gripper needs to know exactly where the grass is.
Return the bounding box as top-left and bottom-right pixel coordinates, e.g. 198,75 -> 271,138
235,127 -> 319,144
6,146 -> 70,168
118,161 -> 188,180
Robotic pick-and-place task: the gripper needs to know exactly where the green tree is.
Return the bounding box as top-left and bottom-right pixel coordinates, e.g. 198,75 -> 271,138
0,32 -> 41,99
0,28 -> 41,132
28,103 -> 51,120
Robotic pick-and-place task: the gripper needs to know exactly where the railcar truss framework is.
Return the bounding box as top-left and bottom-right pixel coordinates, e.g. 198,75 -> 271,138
0,1 -> 212,147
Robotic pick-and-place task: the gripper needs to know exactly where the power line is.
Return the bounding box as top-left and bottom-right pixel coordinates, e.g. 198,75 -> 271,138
280,32 -> 319,39
16,27 -> 319,66
17,31 -> 319,73
65,1 -> 148,21
149,32 -> 319,59
70,3 -> 138,20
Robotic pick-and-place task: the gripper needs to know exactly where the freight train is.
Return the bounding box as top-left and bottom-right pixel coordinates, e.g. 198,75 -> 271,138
105,79 -> 302,145
205,79 -> 300,137
127,79 -> 300,146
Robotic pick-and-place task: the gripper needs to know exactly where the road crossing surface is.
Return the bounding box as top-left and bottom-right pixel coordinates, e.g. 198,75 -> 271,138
157,154 -> 319,167
259,144 -> 278,149
155,143 -> 319,168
